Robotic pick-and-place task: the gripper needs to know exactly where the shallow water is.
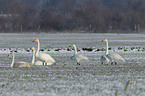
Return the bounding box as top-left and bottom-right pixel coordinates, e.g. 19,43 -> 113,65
0,33 -> 145,96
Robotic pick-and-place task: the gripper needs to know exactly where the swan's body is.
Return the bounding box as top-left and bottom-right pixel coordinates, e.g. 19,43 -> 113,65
33,39 -> 55,65
8,48 -> 35,67
34,60 -> 54,66
35,60 -> 43,65
100,39 -> 125,64
31,47 -> 52,66
70,44 -> 89,64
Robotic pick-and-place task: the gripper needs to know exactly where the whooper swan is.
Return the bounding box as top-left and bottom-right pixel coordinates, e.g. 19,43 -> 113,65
70,44 -> 89,65
100,39 -> 126,64
8,48 -> 35,67
31,47 -> 46,65
33,39 -> 55,65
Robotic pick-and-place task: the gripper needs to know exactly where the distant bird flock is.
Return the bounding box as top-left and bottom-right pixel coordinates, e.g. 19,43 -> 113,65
6,38 -> 126,68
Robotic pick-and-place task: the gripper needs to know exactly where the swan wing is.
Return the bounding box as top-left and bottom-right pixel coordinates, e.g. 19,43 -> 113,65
35,60 -> 54,66
38,53 -> 55,63
71,54 -> 88,62
108,53 -> 126,62
16,61 -> 27,64
35,60 -> 43,65
75,54 -> 89,62
18,64 -> 32,67
14,62 -> 32,67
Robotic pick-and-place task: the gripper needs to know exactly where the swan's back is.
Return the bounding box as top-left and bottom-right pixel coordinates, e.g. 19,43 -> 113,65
107,53 -> 125,62
14,62 -> 33,68
35,60 -> 43,65
38,53 -> 55,63
74,54 -> 89,62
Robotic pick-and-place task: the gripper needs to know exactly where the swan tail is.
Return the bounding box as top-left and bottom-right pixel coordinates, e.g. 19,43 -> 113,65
120,56 -> 126,63
118,56 -> 125,63
115,54 -> 126,63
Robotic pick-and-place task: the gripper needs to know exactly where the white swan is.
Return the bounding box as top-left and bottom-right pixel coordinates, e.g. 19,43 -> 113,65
100,39 -> 126,64
70,44 -> 89,65
8,48 -> 35,67
33,39 -> 55,65
31,47 -> 45,65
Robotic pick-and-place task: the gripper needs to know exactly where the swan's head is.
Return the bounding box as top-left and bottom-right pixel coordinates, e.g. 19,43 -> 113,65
31,47 -> 35,50
102,39 -> 108,42
32,39 -> 39,42
69,44 -> 75,47
8,53 -> 14,57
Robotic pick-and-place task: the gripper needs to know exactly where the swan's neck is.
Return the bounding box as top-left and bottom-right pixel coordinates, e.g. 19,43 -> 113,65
10,54 -> 15,67
105,40 -> 109,55
73,45 -> 77,54
31,49 -> 35,64
36,40 -> 40,57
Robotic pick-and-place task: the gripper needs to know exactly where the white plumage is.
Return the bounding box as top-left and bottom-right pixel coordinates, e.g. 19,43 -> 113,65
70,44 -> 89,64
33,39 -> 55,65
35,60 -> 43,65
31,47 -> 54,65
100,39 -> 126,64
8,48 -> 35,68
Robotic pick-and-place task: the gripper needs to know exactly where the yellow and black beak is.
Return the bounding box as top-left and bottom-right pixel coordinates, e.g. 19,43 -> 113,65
69,45 -> 73,47
102,39 -> 105,42
32,39 -> 37,42
31,47 -> 34,50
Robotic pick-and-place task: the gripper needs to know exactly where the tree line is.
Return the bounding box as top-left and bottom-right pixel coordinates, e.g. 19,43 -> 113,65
0,0 -> 145,33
